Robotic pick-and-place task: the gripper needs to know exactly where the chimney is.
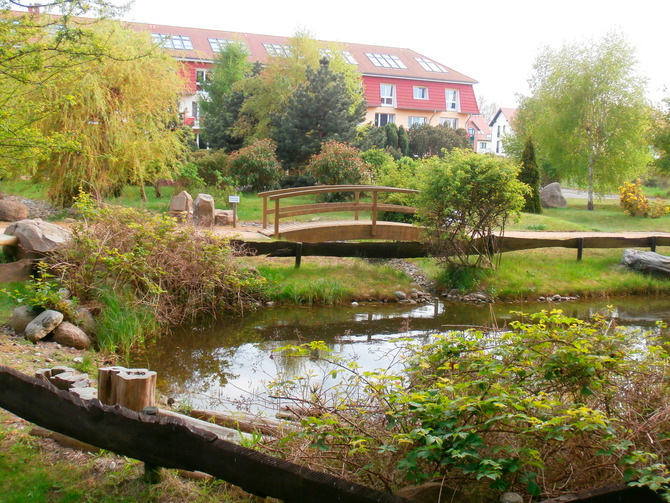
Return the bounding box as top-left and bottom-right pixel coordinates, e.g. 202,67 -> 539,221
28,5 -> 40,14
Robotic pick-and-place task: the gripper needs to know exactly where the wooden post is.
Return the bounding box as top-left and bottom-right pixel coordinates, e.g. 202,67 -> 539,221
262,195 -> 268,229
274,198 -> 280,238
354,191 -> 360,221
577,237 -> 584,261
97,366 -> 126,406
651,236 -> 657,253
295,242 -> 303,269
371,191 -> 378,237
142,406 -> 163,484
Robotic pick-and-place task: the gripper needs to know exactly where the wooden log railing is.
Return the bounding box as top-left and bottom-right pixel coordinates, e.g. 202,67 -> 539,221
258,185 -> 419,239
0,365 -> 412,503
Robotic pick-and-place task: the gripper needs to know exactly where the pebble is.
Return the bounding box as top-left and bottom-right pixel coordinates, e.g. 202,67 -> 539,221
73,357 -> 84,364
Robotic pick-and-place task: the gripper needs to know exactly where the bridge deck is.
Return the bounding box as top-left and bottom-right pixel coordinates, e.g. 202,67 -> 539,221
259,219 -> 420,242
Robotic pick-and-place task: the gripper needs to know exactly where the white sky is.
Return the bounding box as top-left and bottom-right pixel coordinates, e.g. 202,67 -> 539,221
122,0 -> 668,109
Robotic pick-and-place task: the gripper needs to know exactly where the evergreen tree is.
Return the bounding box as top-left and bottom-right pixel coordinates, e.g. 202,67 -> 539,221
398,125 -> 410,157
519,135 -> 542,214
384,122 -> 399,149
273,58 -> 366,169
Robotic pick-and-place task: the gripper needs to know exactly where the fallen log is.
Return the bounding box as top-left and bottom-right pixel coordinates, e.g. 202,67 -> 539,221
189,408 -> 299,437
0,365 -> 412,503
621,249 -> 670,279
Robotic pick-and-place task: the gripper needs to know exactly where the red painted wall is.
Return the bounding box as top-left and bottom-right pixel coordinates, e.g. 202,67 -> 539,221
363,76 -> 479,114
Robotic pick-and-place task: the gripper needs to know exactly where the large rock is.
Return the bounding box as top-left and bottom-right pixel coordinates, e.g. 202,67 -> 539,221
168,190 -> 193,222
74,307 -> 96,335
214,209 -> 237,226
540,182 -> 568,208
0,259 -> 34,283
10,305 -> 38,333
193,194 -> 215,227
0,199 -> 29,221
621,249 -> 670,278
25,309 -> 63,343
52,321 -> 91,349
3,218 -> 71,260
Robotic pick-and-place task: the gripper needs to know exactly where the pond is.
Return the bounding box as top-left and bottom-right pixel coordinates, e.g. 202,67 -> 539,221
131,296 -> 670,415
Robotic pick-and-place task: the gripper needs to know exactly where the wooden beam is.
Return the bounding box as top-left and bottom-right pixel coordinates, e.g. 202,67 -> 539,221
0,365 -> 412,503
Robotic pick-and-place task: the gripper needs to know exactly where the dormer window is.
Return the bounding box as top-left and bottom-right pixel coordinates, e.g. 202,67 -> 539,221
152,33 -> 193,50
365,52 -> 407,69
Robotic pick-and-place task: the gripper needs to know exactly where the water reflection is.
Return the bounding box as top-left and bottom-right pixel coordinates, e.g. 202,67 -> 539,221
131,297 -> 670,414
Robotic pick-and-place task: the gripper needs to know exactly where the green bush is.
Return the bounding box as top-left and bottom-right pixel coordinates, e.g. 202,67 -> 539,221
190,149 -> 233,188
418,149 -> 527,269
228,138 -> 283,191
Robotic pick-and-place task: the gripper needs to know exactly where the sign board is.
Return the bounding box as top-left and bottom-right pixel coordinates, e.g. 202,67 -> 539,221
228,195 -> 240,203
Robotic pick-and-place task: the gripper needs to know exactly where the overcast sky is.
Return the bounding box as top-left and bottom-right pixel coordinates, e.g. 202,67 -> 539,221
122,0 -> 667,109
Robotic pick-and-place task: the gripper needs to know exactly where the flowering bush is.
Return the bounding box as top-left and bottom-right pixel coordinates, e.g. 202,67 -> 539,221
228,138 -> 283,191
307,141 -> 368,201
619,179 -> 669,218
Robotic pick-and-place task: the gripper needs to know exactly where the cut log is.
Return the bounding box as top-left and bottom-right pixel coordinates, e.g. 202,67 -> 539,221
621,249 -> 670,279
97,366 -> 126,405
190,409 -> 299,437
114,368 -> 157,412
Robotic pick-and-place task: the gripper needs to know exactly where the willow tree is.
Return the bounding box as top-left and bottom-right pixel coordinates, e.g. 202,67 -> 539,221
31,20 -> 186,204
0,1 -> 126,174
517,32 -> 652,210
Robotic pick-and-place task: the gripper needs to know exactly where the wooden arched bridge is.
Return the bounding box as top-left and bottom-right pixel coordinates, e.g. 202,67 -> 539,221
258,185 -> 420,242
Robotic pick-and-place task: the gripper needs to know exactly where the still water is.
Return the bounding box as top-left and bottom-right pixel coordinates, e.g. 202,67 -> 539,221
131,297 -> 670,415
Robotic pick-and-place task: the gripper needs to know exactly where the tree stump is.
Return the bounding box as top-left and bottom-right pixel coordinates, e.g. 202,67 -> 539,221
97,366 -> 126,406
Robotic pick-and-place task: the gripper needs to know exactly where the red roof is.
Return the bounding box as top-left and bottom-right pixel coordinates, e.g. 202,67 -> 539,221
123,20 -> 478,85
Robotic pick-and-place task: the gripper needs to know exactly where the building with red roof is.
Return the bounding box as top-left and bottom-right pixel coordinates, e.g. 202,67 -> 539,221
465,115 -> 492,154
490,108 -> 517,156
122,20 -> 480,145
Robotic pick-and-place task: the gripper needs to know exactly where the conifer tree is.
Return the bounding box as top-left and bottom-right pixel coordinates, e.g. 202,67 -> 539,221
384,123 -> 399,150
398,125 -> 410,157
519,135 -> 542,214
273,58 -> 366,169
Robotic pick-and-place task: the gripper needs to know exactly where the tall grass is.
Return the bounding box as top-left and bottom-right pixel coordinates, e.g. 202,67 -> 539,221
94,288 -> 161,360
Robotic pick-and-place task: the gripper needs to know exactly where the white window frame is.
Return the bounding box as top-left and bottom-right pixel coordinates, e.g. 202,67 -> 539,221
365,52 -> 407,69
380,84 -> 395,107
413,86 -> 428,100
445,89 -> 460,112
480,142 -> 487,150
440,117 -> 458,129
374,113 -> 395,127
415,57 -> 448,73
408,116 -> 426,128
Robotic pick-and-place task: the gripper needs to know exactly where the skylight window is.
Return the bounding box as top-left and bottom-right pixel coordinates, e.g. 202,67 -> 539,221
263,43 -> 292,57
209,38 -> 235,52
152,33 -> 193,50
319,48 -> 358,65
415,57 -> 447,73
365,52 -> 407,70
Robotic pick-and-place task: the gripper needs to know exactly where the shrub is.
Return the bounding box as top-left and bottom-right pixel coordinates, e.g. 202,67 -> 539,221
50,191 -> 266,350
307,141 -> 368,201
269,310 -> 670,500
190,149 -> 232,188
228,138 -> 283,191
619,179 -> 669,218
417,149 -> 527,270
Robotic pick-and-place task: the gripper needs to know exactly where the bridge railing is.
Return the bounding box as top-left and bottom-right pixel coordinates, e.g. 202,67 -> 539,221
257,185 -> 419,238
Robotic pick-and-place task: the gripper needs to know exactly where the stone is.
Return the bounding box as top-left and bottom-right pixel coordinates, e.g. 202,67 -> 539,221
214,209 -> 236,226
74,307 -> 96,335
25,310 -> 64,343
52,321 -> 91,350
394,290 -> 407,300
0,199 -> 29,221
540,182 -> 568,208
50,371 -> 92,390
70,387 -> 98,401
3,219 -> 71,260
168,190 -> 193,222
622,249 -> 670,279
193,194 -> 215,226
351,301 -> 359,307
500,492 -> 523,503
397,482 -> 470,503
10,305 -> 38,334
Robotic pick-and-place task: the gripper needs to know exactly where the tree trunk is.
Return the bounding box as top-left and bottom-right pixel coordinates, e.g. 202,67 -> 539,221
140,184 -> 148,202
587,150 -> 595,211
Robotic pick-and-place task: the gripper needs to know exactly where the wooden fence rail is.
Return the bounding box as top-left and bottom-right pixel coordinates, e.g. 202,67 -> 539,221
0,365 -> 412,503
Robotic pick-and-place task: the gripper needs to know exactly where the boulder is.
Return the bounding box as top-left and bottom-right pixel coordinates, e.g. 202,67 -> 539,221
193,194 -> 215,227
0,259 -> 34,283
3,219 -> 71,260
74,307 -> 96,335
52,321 -> 91,350
25,309 -> 63,343
168,191 -> 193,222
10,305 -> 38,333
540,182 -> 568,208
621,249 -> 670,278
0,199 -> 29,221
214,209 -> 237,226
